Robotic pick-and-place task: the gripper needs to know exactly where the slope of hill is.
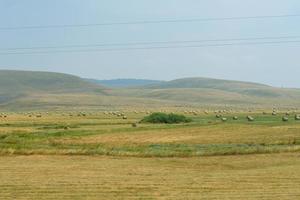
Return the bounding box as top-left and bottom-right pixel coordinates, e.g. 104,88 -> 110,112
0,70 -> 172,111
0,70 -> 106,105
0,70 -> 103,94
113,77 -> 300,107
142,77 -> 299,98
86,78 -> 164,88
0,70 -> 300,110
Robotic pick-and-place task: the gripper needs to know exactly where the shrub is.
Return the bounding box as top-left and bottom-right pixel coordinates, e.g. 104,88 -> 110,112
141,113 -> 192,124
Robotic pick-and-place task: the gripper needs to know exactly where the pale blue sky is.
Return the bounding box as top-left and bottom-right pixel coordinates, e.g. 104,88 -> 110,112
0,0 -> 300,87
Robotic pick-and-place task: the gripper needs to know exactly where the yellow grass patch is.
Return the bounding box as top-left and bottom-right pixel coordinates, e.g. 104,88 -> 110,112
0,153 -> 299,199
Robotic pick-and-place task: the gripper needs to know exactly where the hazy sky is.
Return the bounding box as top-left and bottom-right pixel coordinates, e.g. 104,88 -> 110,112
0,0 -> 300,87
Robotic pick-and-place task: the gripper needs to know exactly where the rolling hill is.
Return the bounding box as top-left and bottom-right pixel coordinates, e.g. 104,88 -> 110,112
85,78 -> 164,88
0,70 -> 104,94
0,70 -> 108,108
0,70 -> 170,111
142,77 -> 290,97
112,77 -> 300,107
0,70 -> 300,110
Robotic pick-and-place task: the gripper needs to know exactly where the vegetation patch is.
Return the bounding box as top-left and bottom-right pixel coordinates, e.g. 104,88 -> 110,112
141,112 -> 192,124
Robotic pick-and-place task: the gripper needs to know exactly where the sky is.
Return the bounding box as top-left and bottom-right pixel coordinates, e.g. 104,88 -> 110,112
0,0 -> 300,87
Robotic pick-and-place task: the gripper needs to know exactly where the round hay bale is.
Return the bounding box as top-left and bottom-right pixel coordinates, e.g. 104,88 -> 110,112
295,115 -> 300,121
221,117 -> 227,122
247,116 -> 254,122
216,114 -> 222,119
233,116 -> 238,120
282,116 -> 289,122
123,116 -> 127,119
132,123 -> 137,128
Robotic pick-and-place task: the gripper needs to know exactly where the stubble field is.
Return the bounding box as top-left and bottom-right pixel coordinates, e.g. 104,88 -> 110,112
0,110 -> 299,199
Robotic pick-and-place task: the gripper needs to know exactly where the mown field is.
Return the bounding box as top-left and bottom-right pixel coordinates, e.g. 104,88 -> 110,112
0,110 -> 300,199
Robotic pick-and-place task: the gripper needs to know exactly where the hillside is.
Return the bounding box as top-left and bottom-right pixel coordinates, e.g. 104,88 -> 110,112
138,77 -> 300,97
86,78 -> 164,88
0,70 -> 171,111
0,70 -> 106,105
113,77 -> 300,107
145,77 -> 277,96
0,70 -> 104,93
0,71 -> 300,110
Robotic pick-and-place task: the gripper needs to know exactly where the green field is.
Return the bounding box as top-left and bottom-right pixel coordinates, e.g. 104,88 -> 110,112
0,111 -> 300,156
0,110 -> 299,199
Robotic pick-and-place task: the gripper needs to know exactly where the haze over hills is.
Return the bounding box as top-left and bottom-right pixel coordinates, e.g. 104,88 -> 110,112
86,78 -> 164,88
110,77 -> 300,107
0,70 -> 300,110
142,77 -> 290,98
0,70 -> 103,94
0,70 -> 108,109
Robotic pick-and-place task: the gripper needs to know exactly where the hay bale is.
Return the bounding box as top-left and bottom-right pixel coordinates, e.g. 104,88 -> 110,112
295,115 -> 300,121
221,117 -> 227,122
123,116 -> 127,119
216,114 -> 222,119
132,123 -> 137,128
233,116 -> 238,120
282,116 -> 289,122
247,116 -> 254,122
285,112 -> 290,116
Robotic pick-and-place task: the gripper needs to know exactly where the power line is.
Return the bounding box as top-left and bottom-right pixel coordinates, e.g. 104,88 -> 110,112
0,40 -> 299,55
1,14 -> 300,31
1,36 -> 300,51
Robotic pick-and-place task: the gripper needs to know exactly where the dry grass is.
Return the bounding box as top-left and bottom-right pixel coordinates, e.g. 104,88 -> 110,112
1,112 -> 300,157
0,112 -> 300,199
60,124 -> 300,146
0,153 -> 299,200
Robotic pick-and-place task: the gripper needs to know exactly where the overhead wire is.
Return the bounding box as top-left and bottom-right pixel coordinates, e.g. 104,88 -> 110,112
0,40 -> 299,55
0,14 -> 299,30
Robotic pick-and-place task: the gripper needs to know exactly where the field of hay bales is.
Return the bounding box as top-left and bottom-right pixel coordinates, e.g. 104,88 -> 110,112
0,110 -> 300,199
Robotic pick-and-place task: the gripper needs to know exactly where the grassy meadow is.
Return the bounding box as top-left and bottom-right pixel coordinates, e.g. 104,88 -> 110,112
0,109 -> 300,199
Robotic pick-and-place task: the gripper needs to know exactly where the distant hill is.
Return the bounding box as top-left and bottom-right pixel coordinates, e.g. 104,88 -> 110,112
0,70 -> 105,104
86,78 -> 164,88
113,77 -> 300,107
0,70 -> 167,111
0,70 -> 105,93
143,77 -> 289,97
146,77 -> 269,90
0,71 -> 300,110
